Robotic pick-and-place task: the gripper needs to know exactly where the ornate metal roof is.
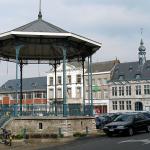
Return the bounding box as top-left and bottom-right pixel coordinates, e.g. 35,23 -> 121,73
0,16 -> 101,64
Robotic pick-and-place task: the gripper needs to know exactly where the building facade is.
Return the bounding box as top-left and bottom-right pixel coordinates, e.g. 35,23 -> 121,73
109,39 -> 150,113
0,77 -> 47,116
47,62 -> 84,115
47,60 -> 118,115
84,60 -> 119,114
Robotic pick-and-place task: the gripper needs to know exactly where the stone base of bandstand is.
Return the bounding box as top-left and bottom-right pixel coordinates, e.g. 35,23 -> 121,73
5,116 -> 96,137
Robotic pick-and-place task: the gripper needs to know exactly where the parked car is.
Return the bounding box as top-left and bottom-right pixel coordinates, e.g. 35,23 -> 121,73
109,113 -> 122,121
95,114 -> 113,129
103,113 -> 150,136
141,112 -> 150,118
95,116 -> 106,129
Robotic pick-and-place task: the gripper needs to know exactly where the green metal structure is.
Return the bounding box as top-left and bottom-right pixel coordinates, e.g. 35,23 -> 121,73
0,1 -> 101,117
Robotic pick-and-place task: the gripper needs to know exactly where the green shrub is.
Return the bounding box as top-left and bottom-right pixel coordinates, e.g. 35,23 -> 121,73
73,132 -> 87,137
30,134 -> 42,138
15,134 -> 24,139
59,134 -> 64,138
50,133 -> 58,138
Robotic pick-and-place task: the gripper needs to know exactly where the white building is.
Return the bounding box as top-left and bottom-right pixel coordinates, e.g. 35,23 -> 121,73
109,39 -> 150,113
47,60 -> 118,115
47,62 -> 84,115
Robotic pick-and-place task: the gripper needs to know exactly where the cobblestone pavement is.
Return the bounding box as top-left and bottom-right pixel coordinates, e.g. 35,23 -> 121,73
0,138 -> 75,150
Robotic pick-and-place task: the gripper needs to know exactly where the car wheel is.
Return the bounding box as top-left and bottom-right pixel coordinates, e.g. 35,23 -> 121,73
146,125 -> 150,133
128,128 -> 134,136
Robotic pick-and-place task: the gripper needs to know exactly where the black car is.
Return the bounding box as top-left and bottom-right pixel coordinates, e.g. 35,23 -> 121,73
103,113 -> 150,136
95,114 -> 113,129
141,112 -> 150,118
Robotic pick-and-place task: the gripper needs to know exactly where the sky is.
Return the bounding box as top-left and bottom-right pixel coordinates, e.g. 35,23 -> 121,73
0,0 -> 150,85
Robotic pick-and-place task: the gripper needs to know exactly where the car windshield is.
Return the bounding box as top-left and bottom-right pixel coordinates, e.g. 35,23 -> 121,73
114,115 -> 133,122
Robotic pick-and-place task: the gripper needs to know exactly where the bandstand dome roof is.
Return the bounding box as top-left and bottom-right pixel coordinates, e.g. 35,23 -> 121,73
0,16 -> 101,64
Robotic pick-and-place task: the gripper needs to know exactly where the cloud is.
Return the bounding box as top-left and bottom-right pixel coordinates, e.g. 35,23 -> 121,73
0,0 -> 150,85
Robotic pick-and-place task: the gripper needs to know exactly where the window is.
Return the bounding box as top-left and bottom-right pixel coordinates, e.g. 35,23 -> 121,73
126,101 -> 131,110
93,92 -> 97,99
49,77 -> 53,86
119,86 -> 124,96
86,90 -> 89,99
49,89 -> 54,99
43,92 -> 47,98
102,78 -> 107,85
86,79 -> 89,85
76,87 -> 81,98
34,91 -> 42,98
119,101 -> 124,110
10,93 -> 16,100
97,91 -> 101,99
112,101 -> 117,110
104,90 -> 108,99
112,87 -> 117,96
136,85 -> 141,95
98,78 -> 101,85
119,75 -> 124,80
26,92 -> 33,99
57,88 -> 62,98
22,93 -> 26,99
67,88 -> 72,98
92,79 -> 95,85
67,75 -> 71,84
57,76 -> 61,85
135,74 -> 141,80
76,74 -> 81,84
126,86 -> 131,96
144,85 -> 150,95
129,66 -> 133,72
39,122 -> 43,129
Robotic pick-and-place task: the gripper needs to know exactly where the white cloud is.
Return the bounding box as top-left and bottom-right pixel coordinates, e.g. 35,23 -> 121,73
0,0 -> 150,85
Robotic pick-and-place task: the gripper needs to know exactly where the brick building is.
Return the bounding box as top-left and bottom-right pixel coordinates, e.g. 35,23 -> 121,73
0,76 -> 47,116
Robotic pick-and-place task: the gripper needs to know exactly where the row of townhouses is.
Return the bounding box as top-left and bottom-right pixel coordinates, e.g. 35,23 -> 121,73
0,39 -> 149,115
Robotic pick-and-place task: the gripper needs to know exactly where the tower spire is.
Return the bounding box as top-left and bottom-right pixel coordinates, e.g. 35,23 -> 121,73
138,28 -> 146,66
38,0 -> 42,20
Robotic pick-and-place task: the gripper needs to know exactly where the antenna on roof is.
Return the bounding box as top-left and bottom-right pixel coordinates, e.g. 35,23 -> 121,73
38,0 -> 42,20
140,28 -> 143,36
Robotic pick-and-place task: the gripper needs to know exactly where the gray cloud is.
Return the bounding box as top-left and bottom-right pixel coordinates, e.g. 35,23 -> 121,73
0,0 -> 150,85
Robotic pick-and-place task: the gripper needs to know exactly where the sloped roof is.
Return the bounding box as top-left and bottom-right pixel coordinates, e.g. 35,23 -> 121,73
111,60 -> 150,81
86,60 -> 119,73
0,17 -> 101,63
13,19 -> 69,33
0,76 -> 47,93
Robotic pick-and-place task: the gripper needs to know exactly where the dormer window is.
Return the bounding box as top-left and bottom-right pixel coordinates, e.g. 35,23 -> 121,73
135,74 -> 141,80
32,82 -> 37,87
2,85 -> 6,89
119,75 -> 124,80
146,65 -> 150,70
129,66 -> 133,72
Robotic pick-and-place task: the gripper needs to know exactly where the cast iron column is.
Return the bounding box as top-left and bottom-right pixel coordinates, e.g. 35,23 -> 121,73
15,45 -> 23,116
63,47 -> 67,117
90,55 -> 93,116
82,58 -> 85,115
88,57 -> 90,115
20,59 -> 23,116
54,61 -> 57,116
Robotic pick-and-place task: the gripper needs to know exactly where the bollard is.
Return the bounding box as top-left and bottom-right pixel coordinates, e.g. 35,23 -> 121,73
86,126 -> 89,135
58,128 -> 62,137
23,128 -> 27,139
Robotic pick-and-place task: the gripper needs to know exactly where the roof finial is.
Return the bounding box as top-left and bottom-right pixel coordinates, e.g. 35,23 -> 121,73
140,28 -> 143,36
38,0 -> 42,20
140,28 -> 144,45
